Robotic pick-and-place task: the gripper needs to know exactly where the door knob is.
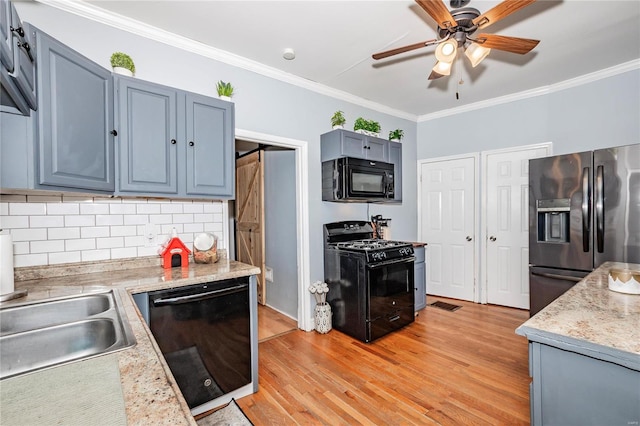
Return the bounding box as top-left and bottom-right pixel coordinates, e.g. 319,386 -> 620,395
466,236 -> 472,241
490,236 -> 497,242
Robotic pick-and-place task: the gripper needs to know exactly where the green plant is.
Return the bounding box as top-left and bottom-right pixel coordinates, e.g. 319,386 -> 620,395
368,120 -> 381,134
389,129 -> 404,141
110,52 -> 135,73
216,80 -> 234,97
354,117 -> 367,132
331,110 -> 346,127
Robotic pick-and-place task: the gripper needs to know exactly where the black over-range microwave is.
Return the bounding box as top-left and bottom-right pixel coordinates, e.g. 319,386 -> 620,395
322,157 -> 395,202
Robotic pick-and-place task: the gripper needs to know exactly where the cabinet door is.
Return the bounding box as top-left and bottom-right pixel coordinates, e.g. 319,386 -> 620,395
388,141 -> 402,202
116,77 -> 178,194
10,8 -> 35,110
415,260 -> 426,311
35,28 -> 115,191
340,131 -> 368,158
0,0 -> 12,71
185,93 -> 234,197
365,137 -> 387,162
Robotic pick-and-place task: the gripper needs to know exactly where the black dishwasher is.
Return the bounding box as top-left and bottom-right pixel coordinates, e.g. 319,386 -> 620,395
147,277 -> 251,409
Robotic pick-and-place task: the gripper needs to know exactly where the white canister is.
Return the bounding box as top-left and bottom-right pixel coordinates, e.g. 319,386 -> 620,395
0,232 -> 15,296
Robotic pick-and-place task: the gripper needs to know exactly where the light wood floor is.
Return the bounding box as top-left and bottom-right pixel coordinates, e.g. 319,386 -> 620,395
239,297 -> 531,425
258,304 -> 297,342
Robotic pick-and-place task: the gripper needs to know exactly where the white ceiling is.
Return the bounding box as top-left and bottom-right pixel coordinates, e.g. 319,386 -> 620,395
80,0 -> 640,118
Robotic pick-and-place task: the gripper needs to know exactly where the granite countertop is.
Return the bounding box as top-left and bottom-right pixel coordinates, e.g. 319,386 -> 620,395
4,257 -> 261,425
516,261 -> 640,369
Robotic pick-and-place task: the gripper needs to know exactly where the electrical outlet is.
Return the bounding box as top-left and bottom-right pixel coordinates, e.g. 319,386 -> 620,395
144,223 -> 157,247
265,266 -> 273,282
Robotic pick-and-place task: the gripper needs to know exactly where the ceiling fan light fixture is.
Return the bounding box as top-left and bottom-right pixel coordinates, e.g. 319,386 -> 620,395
435,39 -> 457,63
465,42 -> 491,67
432,60 -> 452,76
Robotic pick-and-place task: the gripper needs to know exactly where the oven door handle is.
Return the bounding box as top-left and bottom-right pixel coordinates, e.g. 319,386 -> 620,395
366,256 -> 415,269
152,284 -> 248,306
530,271 -> 583,282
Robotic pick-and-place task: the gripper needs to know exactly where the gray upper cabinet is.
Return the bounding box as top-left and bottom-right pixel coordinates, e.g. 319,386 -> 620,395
115,76 -> 234,199
115,77 -> 178,195
185,92 -> 234,198
321,129 -> 388,162
34,26 -> 114,192
0,0 -> 36,116
388,140 -> 402,202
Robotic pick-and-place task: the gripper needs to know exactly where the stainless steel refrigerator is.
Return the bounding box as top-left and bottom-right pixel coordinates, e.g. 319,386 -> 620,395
528,144 -> 640,316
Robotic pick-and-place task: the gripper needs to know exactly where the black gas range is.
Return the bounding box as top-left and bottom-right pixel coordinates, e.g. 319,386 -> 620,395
323,221 -> 415,343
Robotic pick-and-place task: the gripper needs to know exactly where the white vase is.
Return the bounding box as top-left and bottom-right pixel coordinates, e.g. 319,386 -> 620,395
112,67 -> 133,77
332,125 -> 344,130
219,95 -> 232,102
314,302 -> 332,334
390,138 -> 400,142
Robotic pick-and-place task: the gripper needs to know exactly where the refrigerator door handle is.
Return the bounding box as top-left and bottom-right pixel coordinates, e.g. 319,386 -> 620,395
581,167 -> 591,252
531,271 -> 584,282
595,165 -> 605,253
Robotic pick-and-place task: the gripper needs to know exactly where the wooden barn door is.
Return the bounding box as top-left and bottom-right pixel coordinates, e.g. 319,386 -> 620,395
236,150 -> 266,304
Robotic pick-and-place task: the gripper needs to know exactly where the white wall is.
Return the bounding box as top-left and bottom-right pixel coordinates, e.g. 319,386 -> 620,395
417,69 -> 640,159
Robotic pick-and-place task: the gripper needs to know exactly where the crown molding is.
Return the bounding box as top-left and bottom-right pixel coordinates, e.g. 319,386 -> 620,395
418,59 -> 640,122
36,0 -> 417,122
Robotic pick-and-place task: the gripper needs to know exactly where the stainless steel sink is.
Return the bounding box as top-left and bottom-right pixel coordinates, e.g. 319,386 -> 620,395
0,290 -> 136,379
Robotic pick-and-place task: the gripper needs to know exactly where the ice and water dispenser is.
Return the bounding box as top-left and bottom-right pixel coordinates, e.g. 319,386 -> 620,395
537,199 -> 570,243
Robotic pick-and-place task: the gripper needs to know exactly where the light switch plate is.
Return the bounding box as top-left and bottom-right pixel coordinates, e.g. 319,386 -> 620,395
265,266 -> 273,282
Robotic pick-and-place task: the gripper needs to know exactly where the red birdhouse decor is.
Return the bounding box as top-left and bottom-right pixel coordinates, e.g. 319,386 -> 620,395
160,236 -> 191,269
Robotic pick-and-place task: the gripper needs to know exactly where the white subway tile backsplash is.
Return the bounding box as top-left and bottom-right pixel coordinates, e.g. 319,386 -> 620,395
149,214 -> 173,224
10,228 -> 47,242
48,227 -> 81,240
80,226 -> 110,238
31,240 -> 65,254
111,247 -> 138,259
109,203 -> 137,215
13,241 -> 30,255
14,253 -> 48,267
184,223 -> 204,233
0,215 -> 29,229
30,215 -> 64,228
66,239 -> 96,251
2,197 -> 225,268
10,203 -> 47,215
81,249 -> 111,262
136,203 -> 162,214
49,251 -> 82,265
47,203 -> 80,215
111,225 -> 138,237
96,236 -> 125,249
161,204 -> 183,214
96,215 -> 124,226
65,215 -> 95,227
123,215 -> 149,225
80,203 -> 110,215
173,214 -> 194,224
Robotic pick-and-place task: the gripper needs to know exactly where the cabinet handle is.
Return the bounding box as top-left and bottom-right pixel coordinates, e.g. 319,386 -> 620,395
489,236 -> 496,242
110,130 -> 118,136
170,139 -> 177,145
189,141 -> 194,147
466,236 -> 472,241
10,26 -> 25,38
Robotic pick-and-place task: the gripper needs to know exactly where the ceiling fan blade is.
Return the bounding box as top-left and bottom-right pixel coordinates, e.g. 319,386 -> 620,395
472,0 -> 536,29
428,70 -> 446,80
415,0 -> 456,29
475,33 -> 540,54
372,39 -> 437,60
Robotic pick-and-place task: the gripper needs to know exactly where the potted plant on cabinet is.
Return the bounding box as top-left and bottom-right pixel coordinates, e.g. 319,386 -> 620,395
354,117 -> 368,133
110,52 -> 135,76
331,110 -> 346,129
389,129 -> 404,142
354,118 -> 381,137
216,80 -> 234,101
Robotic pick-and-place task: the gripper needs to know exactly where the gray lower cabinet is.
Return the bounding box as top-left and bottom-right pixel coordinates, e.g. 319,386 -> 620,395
115,76 -> 235,199
1,24 -> 114,193
529,341 -> 640,425
414,245 -> 426,311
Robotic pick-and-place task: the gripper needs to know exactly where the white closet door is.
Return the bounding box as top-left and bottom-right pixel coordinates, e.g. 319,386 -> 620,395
419,155 -> 477,301
485,145 -> 551,309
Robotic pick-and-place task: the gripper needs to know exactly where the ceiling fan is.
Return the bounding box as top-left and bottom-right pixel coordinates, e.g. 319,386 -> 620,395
372,0 -> 540,80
